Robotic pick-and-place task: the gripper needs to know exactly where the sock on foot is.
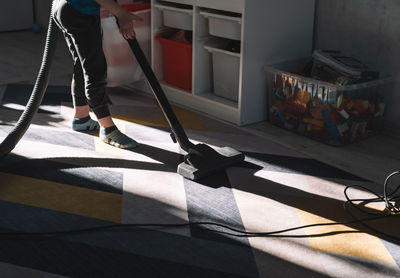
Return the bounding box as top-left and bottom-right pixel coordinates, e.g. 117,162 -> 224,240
100,125 -> 118,136
72,116 -> 100,131
100,126 -> 138,149
73,115 -> 91,124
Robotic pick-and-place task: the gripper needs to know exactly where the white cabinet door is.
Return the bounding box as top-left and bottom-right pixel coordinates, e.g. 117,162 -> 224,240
0,0 -> 33,32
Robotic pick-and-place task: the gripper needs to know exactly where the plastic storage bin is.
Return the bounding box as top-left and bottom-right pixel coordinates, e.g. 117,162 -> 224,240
154,3 -> 193,31
264,60 -> 391,146
200,10 -> 241,40
156,35 -> 193,91
205,45 -> 240,101
101,3 -> 151,87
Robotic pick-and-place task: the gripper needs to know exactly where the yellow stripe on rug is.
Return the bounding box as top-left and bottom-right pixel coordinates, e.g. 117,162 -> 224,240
112,106 -> 209,131
293,196 -> 395,263
0,172 -> 122,223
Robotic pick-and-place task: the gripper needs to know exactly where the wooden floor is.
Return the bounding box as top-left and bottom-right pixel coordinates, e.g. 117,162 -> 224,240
244,122 -> 400,185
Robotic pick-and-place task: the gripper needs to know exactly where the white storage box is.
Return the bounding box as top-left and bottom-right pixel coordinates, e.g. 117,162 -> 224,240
101,8 -> 151,87
200,11 -> 241,40
155,3 -> 193,31
205,45 -> 240,102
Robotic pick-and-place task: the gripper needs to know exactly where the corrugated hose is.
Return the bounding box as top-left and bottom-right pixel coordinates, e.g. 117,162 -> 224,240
0,6 -> 58,158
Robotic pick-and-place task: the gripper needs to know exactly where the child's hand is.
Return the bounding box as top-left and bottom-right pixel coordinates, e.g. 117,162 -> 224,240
96,0 -> 143,40
117,11 -> 142,40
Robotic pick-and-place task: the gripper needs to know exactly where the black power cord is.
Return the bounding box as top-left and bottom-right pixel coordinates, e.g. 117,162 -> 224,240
343,171 -> 400,241
0,172 -> 398,240
383,171 -> 400,213
0,216 -> 392,240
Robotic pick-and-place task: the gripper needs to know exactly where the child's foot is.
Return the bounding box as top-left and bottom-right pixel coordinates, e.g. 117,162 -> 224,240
72,116 -> 100,131
100,126 -> 138,149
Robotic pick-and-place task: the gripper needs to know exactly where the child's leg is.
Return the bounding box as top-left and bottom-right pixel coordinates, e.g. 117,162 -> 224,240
53,5 -> 98,130
53,2 -> 137,147
62,32 -> 99,131
53,2 -> 110,120
67,23 -> 115,129
63,33 -> 89,115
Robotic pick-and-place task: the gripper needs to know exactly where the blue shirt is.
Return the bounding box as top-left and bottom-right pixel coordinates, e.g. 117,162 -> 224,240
67,0 -> 100,15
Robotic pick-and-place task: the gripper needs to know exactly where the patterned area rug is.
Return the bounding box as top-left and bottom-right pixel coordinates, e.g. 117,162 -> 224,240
0,83 -> 399,277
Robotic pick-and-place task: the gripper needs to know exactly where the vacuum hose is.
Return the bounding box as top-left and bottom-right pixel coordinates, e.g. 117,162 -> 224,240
0,10 -> 58,158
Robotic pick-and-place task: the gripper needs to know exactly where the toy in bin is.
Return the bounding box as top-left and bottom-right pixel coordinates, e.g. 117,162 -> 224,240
269,70 -> 386,146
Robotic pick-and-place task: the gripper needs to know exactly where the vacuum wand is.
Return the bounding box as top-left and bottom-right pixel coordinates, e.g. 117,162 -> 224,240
126,37 -> 245,180
126,38 -> 194,152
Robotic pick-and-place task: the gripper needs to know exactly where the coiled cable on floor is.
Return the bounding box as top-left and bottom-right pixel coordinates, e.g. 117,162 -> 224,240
383,171 -> 400,213
344,170 -> 400,241
0,5 -> 58,158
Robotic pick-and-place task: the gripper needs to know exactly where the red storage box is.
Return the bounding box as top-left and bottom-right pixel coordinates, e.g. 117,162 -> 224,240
156,36 -> 192,91
101,2 -> 150,18
121,3 -> 151,12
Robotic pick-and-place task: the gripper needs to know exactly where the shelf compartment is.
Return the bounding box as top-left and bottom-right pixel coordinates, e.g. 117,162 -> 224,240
197,92 -> 238,109
157,0 -> 195,5
156,35 -> 193,91
199,10 -> 242,40
157,84 -> 240,123
204,45 -> 240,102
154,2 -> 193,31
160,80 -> 192,94
196,0 -> 244,14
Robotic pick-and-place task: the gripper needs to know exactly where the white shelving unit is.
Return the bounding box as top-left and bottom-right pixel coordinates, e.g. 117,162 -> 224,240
124,0 -> 315,126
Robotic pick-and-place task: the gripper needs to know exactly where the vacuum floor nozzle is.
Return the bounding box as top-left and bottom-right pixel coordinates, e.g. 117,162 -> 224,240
177,144 -> 245,180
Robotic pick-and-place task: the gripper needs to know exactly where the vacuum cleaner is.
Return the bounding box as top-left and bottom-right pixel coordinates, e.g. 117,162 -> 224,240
0,3 -> 244,181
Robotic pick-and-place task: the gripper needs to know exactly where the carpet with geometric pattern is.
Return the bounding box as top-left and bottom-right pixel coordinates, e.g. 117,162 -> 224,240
0,82 -> 399,278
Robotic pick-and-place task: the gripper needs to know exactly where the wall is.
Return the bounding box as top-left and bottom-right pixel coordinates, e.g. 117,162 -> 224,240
35,0 -> 53,28
0,1 -> 33,32
314,0 -> 400,136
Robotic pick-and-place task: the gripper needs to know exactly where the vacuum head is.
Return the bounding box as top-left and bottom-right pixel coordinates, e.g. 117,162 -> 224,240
177,143 -> 245,180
